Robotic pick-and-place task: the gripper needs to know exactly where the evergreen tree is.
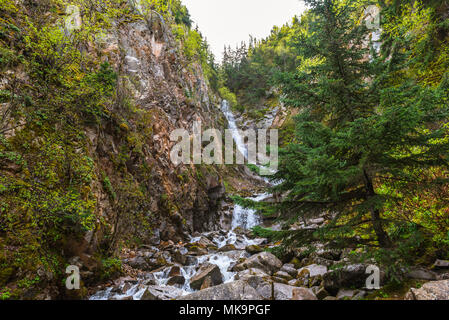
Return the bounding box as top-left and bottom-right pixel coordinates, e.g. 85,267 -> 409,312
267,0 -> 449,252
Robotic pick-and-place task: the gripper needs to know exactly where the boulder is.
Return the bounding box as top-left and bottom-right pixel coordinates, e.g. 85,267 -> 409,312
298,264 -> 328,278
323,264 -> 368,294
433,259 -> 449,269
187,246 -> 208,256
405,280 -> 449,300
200,276 -> 213,290
233,252 -> 282,275
168,266 -> 181,277
141,286 -> 184,300
407,268 -> 438,280
273,283 -> 317,300
178,281 -> 263,300
218,244 -> 237,252
167,275 -> 185,287
245,245 -> 263,254
197,237 -> 216,248
190,263 -> 223,290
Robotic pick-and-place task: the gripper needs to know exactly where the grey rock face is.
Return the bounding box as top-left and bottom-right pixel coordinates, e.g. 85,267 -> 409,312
178,281 -> 263,300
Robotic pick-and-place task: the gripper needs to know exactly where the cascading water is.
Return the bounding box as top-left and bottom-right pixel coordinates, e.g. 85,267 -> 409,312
90,101 -> 271,300
221,100 -> 272,228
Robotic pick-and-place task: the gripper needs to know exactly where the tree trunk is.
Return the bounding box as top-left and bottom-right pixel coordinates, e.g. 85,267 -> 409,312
363,170 -> 392,248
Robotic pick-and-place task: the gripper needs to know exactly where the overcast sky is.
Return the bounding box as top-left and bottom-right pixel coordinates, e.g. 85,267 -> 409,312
182,0 -> 307,61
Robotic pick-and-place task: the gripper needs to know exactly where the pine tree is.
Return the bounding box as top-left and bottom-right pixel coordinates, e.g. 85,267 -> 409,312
267,0 -> 449,251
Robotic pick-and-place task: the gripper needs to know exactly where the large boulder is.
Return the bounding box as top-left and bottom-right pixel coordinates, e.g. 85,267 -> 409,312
298,264 -> 328,278
233,252 -> 282,275
273,283 -> 317,300
405,280 -> 449,300
322,264 -> 369,294
178,281 -> 263,300
190,263 -> 223,290
141,286 -> 184,300
245,245 -> 263,254
407,268 -> 439,281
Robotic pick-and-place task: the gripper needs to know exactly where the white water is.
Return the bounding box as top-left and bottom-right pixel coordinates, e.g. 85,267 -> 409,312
90,101 -> 271,300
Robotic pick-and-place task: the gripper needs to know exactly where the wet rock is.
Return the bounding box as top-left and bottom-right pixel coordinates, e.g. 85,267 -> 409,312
233,252 -> 282,275
407,268 -> 439,280
245,245 -> 263,254
185,255 -> 198,266
187,246 -> 208,256
117,295 -> 134,300
190,263 -> 223,290
218,244 -> 237,252
167,275 -> 186,287
141,286 -> 184,300
197,237 -> 216,248
323,296 -> 338,300
405,280 -> 449,300
168,266 -> 181,277
178,280 -> 263,300
172,248 -> 188,265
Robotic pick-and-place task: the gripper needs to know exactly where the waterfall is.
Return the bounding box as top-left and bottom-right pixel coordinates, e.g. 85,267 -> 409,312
221,100 -> 268,230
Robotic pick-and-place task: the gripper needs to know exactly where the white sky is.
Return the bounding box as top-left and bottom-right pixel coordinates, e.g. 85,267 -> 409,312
182,0 -> 307,61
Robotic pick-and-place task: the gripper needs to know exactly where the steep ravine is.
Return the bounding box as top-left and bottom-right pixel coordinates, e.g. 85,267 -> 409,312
89,101 -> 274,300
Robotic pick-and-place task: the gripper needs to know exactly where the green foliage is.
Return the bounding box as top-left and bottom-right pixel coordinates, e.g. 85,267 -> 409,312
230,0 -> 449,272
100,257 -> 122,280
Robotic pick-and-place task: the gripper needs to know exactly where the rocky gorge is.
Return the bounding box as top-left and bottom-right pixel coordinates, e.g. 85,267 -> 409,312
1,0 -> 449,301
